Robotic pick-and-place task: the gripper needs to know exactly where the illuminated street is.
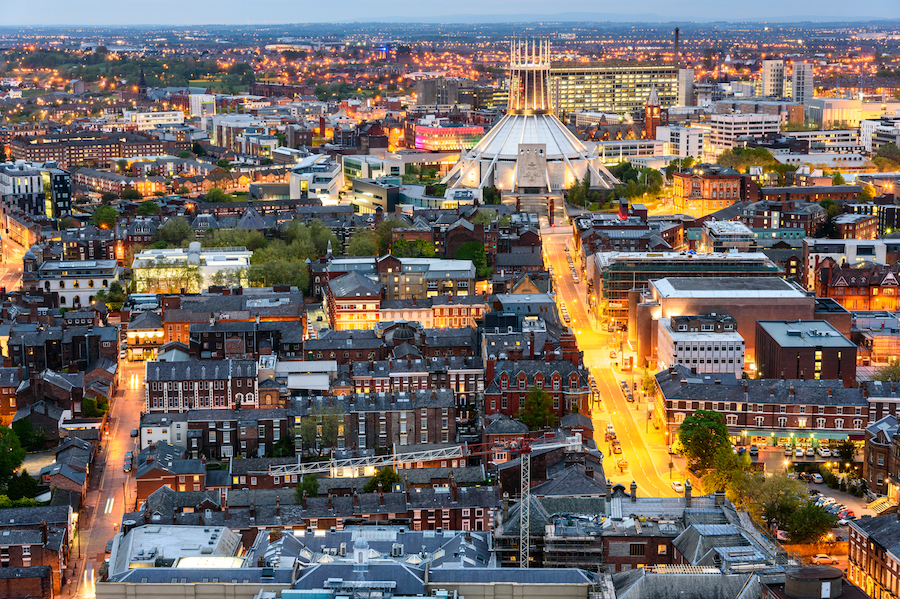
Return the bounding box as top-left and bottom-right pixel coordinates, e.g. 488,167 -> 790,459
541,223 -> 681,498
68,360 -> 145,599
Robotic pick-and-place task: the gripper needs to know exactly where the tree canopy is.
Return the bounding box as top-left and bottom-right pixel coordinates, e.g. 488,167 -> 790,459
346,229 -> 379,256
677,410 -> 730,471
363,467 -> 402,493
0,427 -> 26,491
155,217 -> 194,247
455,241 -> 491,278
391,238 -> 435,258
519,387 -> 555,431
90,205 -> 118,228
716,147 -> 778,171
137,200 -> 160,216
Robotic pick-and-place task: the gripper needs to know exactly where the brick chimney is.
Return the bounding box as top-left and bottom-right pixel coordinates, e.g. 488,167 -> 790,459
630,480 -> 637,502
301,490 -> 307,510
450,472 -> 458,503
354,489 -> 359,508
606,481 -> 612,502
41,520 -> 47,545
685,480 -> 692,508
714,490 -> 726,505
378,482 -> 384,506
276,495 -> 281,517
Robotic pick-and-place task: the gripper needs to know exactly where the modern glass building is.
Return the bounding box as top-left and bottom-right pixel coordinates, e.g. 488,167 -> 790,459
549,62 -> 678,118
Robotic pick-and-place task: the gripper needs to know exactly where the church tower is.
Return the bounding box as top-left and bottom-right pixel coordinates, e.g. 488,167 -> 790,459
644,84 -> 661,139
138,67 -> 148,98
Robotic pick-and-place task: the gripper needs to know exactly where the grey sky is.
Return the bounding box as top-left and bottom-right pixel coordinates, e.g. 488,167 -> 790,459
1,0 -> 894,26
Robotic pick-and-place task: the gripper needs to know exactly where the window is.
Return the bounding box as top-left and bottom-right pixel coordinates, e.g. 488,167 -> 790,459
629,544 -> 646,556
658,544 -> 667,555
836,418 -> 844,429
755,416 -> 764,427
778,417 -> 787,427
817,418 -> 826,428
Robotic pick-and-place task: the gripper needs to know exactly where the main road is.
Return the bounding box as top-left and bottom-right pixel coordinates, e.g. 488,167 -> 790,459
67,360 -> 145,599
541,224 -> 680,498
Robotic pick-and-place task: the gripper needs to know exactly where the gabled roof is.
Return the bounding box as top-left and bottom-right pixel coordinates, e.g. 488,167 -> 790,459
327,271 -> 382,298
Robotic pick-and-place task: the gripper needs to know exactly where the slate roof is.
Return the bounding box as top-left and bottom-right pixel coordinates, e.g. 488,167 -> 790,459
529,466 -> 607,497
144,358 -> 257,382
560,412 -> 594,431
328,271 -> 382,298
129,310 -> 163,331
483,413 -> 528,435
866,414 -> 898,445
850,513 -> 900,558
0,505 -> 70,528
613,570 -> 751,599
655,364 -> 865,406
12,400 -> 64,423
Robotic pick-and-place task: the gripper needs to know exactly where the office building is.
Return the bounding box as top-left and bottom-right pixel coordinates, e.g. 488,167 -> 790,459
814,260 -> 900,313
699,220 -> 756,253
549,61 -> 678,117
590,252 -> 782,322
416,77 -> 474,106
755,320 -> 857,387
861,414 -> 897,499
657,314 -> 745,375
641,277 -> 820,368
144,358 -> 259,413
761,60 -> 785,98
122,110 -> 185,130
9,132 -> 164,169
0,162 -> 71,218
677,68 -> 694,107
709,113 -> 782,153
740,200 -> 825,236
791,62 -> 814,104
350,177 -> 401,213
833,213 -> 878,240
655,125 -> 705,158
131,243 -> 253,294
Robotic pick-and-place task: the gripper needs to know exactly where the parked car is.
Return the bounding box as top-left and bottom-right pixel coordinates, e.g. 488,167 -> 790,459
130,429 -> 138,438
784,447 -> 793,456
811,554 -> 839,565
838,510 -> 855,518
613,445 -> 623,454
812,473 -> 824,484
818,448 -> 832,457
671,481 -> 684,493
806,447 -> 815,457
749,445 -> 759,456
799,472 -> 811,481
106,539 -> 114,554
795,448 -> 805,458
609,351 -> 618,359
617,458 -> 628,470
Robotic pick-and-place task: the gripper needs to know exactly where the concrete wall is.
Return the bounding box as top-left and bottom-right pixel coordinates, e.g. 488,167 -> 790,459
428,582 -> 592,599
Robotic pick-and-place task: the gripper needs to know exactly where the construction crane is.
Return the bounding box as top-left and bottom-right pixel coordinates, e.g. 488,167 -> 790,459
520,438 -> 532,569
268,436 -> 585,480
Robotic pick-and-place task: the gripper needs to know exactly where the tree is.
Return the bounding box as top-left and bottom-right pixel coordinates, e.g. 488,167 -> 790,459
455,241 -> 491,279
519,387 -> 554,431
116,159 -> 128,174
677,410 -> 730,471
205,187 -> 228,202
482,186 -> 501,205
100,191 -> 118,204
298,406 -> 343,456
832,172 -> 846,185
6,470 -> 38,501
873,359 -> 900,382
94,281 -> 127,310
363,467 -> 402,493
11,419 -> 44,451
191,142 -> 207,156
120,188 -> 142,201
272,429 -> 295,458
833,439 -> 857,467
177,150 -> 191,159
391,238 -> 435,258
90,205 -> 118,229
641,369 -> 656,395
155,217 -> 194,246
0,427 -> 25,490
294,474 -> 319,502
877,142 -> 900,163
783,501 -> 837,544
860,183 -> 876,201
137,200 -> 160,216
346,229 -> 378,256
216,159 -> 232,171
375,219 -> 409,255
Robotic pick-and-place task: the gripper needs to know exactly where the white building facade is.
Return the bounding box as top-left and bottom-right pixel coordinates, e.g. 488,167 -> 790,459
657,315 -> 745,375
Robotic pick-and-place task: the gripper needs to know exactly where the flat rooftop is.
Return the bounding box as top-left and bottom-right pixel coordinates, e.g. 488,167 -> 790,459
757,320 -> 855,348
651,277 -> 808,299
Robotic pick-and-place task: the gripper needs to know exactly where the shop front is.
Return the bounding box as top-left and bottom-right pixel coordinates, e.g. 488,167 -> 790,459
728,428 -> 865,452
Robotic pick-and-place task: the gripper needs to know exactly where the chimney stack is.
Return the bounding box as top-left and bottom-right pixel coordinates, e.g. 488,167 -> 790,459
503,493 -> 510,521
450,472 -> 458,503
276,495 -> 281,517
714,490 -> 726,506
630,480 -> 637,502
327,493 -> 333,510
378,482 -> 384,506
606,480 -> 613,502
685,480 -> 692,508
674,28 -> 681,67
354,489 -> 359,508
41,520 -> 47,545
301,490 -> 308,510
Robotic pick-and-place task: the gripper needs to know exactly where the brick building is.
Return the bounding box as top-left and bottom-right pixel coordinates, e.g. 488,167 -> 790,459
672,164 -> 743,218
144,359 -> 259,413
350,357 -> 483,407
834,213 -> 878,240
848,514 -> 900,599
814,260 -> 900,312
755,320 -> 857,387
863,415 -> 897,499
654,365 -> 868,451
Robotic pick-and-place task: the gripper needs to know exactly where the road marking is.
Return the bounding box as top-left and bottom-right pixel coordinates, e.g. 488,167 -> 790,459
104,497 -> 115,514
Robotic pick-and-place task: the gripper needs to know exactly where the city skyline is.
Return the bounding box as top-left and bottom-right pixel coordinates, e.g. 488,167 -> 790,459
2,1 -> 899,26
